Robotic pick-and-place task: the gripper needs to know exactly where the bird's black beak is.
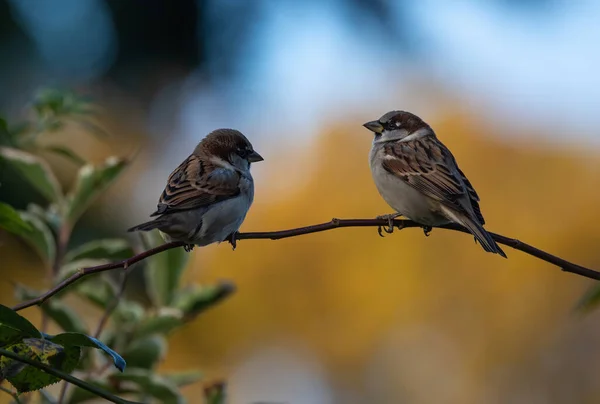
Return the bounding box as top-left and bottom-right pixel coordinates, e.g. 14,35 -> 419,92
363,120 -> 384,134
247,150 -> 264,163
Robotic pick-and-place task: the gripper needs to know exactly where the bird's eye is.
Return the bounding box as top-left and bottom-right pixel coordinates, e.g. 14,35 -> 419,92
237,148 -> 249,158
395,121 -> 402,127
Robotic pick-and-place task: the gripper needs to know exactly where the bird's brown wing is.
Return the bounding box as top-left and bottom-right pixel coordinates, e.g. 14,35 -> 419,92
381,137 -> 484,223
150,154 -> 241,216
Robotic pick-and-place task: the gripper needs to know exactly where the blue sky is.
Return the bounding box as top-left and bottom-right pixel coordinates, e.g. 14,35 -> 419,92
181,0 -> 600,148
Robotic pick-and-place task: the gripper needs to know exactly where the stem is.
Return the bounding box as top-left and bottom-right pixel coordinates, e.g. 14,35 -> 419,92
94,269 -> 128,338
52,223 -> 72,403
0,348 -> 139,404
11,218 -> 600,313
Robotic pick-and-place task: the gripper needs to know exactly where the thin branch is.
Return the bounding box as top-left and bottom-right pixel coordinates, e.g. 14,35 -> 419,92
12,242 -> 180,311
0,348 -> 139,404
94,270 -> 129,338
11,218 -> 599,312
57,269 -> 129,404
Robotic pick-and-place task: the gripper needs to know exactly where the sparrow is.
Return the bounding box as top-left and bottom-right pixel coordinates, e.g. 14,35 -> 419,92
127,128 -> 264,252
363,111 -> 506,257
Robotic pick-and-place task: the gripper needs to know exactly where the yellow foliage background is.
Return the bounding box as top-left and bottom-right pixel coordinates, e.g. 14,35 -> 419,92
2,106 -> 600,403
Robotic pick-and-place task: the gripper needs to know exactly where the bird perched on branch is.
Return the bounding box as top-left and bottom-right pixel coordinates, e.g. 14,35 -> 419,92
128,129 -> 264,252
364,110 -> 506,257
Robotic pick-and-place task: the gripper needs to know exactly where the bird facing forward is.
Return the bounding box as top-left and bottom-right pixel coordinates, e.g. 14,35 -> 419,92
127,129 -> 264,251
364,111 -> 506,257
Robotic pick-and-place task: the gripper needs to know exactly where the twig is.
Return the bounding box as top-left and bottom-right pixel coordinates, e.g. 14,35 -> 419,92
94,269 -> 129,338
11,218 -> 599,312
12,242 -> 179,311
0,348 -> 139,404
57,268 -> 129,404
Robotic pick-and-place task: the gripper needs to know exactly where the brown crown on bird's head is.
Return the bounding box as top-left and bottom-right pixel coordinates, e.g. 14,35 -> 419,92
194,128 -> 263,163
364,110 -> 432,135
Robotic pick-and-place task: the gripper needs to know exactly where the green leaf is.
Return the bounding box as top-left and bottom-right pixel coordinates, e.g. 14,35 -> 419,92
122,336 -> 166,370
575,284 -> 600,312
75,277 -> 118,310
0,304 -> 42,341
58,258 -> 111,281
43,301 -> 88,334
0,147 -> 63,203
0,202 -> 31,234
44,145 -> 87,166
65,239 -> 133,263
65,157 -> 127,224
133,309 -> 184,338
26,203 -> 62,232
111,369 -> 184,404
142,231 -> 190,307
0,117 -> 14,146
172,282 -> 235,318
1,338 -> 80,393
44,332 -> 126,372
162,370 -> 203,388
15,286 -> 88,335
69,379 -> 138,404
15,211 -> 56,266
113,300 -> 145,326
204,381 -> 226,404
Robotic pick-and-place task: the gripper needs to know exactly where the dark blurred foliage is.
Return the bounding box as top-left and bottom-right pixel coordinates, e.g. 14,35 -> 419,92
0,0 -> 408,106
0,0 -> 558,109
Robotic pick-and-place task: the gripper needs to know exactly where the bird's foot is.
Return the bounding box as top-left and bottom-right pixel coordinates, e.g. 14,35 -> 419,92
225,232 -> 237,251
422,226 -> 432,237
376,213 -> 402,237
184,244 -> 195,252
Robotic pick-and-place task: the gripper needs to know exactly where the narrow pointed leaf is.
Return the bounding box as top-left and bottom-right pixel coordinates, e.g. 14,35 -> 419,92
142,231 -> 189,307
75,277 -> 118,310
0,202 -> 31,234
162,370 -> 203,387
204,381 -> 226,404
58,258 -> 111,281
0,304 -> 41,341
0,117 -> 14,146
0,147 -> 62,203
44,332 -> 125,372
44,145 -> 87,166
65,239 -> 133,263
69,379 -> 138,404
111,369 -> 183,404
575,284 -> 600,312
133,309 -> 184,338
14,211 -> 56,266
65,157 -> 127,223
26,203 -> 62,232
121,336 -> 166,370
173,282 -> 236,318
15,286 -> 88,334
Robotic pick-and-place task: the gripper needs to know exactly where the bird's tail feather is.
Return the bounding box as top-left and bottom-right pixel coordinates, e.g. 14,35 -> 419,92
442,207 -> 507,258
127,219 -> 164,233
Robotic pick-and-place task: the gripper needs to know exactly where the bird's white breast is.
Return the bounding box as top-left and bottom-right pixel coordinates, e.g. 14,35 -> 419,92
193,173 -> 254,246
369,144 -> 448,226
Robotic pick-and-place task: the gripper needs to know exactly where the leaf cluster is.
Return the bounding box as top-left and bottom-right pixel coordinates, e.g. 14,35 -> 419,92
0,90 -> 230,404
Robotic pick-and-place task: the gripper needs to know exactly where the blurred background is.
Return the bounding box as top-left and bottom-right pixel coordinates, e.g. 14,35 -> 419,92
1,0 -> 600,403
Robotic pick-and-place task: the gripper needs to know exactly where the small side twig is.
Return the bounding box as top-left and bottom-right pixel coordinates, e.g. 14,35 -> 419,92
94,269 -> 129,338
0,348 -> 139,404
11,218 -> 599,313
57,268 -> 130,404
